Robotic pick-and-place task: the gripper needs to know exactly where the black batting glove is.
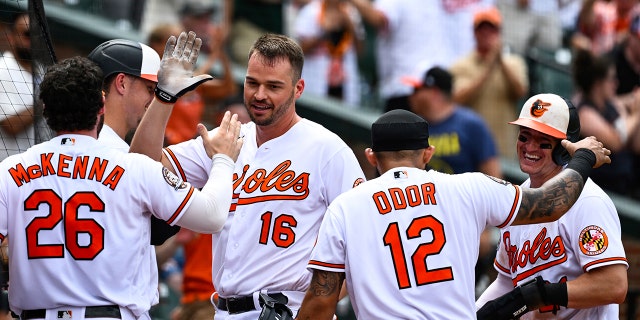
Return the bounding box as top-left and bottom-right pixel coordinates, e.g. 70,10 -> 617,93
155,31 -> 213,103
477,276 -> 568,320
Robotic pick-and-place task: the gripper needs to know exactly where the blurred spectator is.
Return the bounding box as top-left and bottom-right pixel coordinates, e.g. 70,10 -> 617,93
347,0 -> 450,112
572,0 -> 639,56
224,0 -> 296,65
607,11 -> 640,196
572,48 -> 640,195
406,66 -> 502,177
496,0 -> 563,55
147,19 -> 236,145
0,12 -> 35,161
450,6 -> 528,161
440,1 -> 497,67
294,0 -> 365,106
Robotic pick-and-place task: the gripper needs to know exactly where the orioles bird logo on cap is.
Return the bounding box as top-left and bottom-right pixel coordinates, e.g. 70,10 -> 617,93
530,99 -> 551,118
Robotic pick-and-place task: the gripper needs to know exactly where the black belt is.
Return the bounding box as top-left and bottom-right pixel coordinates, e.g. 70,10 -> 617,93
217,293 -> 287,314
20,305 -> 121,319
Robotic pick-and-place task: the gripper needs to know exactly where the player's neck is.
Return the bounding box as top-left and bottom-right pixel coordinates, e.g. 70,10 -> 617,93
255,113 -> 301,147
56,130 -> 98,139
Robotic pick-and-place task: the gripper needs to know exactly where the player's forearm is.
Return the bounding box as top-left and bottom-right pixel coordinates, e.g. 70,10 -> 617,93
514,149 -> 597,225
566,264 -> 627,308
175,154 -> 234,233
297,270 -> 344,320
476,273 -> 513,309
129,99 -> 173,160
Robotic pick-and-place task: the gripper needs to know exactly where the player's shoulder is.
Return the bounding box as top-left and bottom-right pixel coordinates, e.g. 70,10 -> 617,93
297,119 -> 348,144
577,178 -> 616,206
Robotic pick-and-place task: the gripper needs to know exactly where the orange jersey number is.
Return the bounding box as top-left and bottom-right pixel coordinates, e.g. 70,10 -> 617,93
25,189 -> 105,260
383,215 -> 453,289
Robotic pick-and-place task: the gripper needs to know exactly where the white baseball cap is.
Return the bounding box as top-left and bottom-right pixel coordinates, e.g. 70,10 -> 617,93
509,93 -> 570,139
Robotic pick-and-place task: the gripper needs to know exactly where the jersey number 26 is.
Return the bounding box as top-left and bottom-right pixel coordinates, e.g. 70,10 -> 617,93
25,190 -> 105,260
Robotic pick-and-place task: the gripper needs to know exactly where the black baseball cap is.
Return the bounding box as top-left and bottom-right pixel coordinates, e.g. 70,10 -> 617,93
371,109 -> 430,152
88,39 -> 160,82
402,66 -> 452,95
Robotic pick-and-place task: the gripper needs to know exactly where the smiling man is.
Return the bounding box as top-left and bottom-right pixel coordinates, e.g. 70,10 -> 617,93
476,93 -> 628,320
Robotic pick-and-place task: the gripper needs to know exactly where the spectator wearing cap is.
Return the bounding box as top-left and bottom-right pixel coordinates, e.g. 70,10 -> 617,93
450,6 -> 529,161
406,66 -> 502,178
406,66 -> 502,295
180,0 -> 218,56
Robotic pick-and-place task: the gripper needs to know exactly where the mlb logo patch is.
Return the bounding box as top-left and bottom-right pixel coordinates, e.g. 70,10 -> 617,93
61,138 -> 76,146
393,170 -> 408,179
57,310 -> 72,318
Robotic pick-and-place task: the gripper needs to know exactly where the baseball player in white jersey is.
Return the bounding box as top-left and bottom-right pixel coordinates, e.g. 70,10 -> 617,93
129,33 -> 365,319
0,32 -> 241,320
476,94 -> 628,319
295,109 -> 613,320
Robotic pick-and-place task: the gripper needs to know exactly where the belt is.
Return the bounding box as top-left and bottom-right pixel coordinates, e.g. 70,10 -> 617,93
21,305 -> 121,319
217,293 -> 287,314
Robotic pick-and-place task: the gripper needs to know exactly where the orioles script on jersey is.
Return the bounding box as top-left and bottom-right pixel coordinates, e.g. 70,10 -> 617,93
233,160 -> 310,205
373,183 -> 437,214
503,227 -> 567,282
8,153 -> 125,190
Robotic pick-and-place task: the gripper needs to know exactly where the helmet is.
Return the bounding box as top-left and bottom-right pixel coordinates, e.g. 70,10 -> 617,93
509,93 -> 580,165
88,39 -> 160,82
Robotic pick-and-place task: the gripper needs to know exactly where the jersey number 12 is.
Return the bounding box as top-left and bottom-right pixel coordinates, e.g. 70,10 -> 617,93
384,215 -> 453,289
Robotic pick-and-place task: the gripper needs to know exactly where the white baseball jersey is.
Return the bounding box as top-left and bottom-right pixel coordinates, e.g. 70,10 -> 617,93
308,167 -> 522,319
163,119 -> 365,317
493,177 -> 628,319
0,134 -> 196,317
97,124 -> 160,310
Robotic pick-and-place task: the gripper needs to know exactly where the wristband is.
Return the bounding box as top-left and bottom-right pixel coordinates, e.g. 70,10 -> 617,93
565,148 -> 596,183
544,282 -> 568,307
154,86 -> 178,104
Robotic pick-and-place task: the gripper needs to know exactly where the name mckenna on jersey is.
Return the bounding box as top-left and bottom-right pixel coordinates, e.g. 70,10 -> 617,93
7,153 -> 124,190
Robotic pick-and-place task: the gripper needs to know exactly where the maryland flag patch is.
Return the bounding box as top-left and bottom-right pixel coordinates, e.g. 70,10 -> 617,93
579,225 -> 608,256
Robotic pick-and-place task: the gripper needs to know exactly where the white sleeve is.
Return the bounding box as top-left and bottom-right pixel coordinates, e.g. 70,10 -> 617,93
476,273 -> 514,310
175,154 -> 234,233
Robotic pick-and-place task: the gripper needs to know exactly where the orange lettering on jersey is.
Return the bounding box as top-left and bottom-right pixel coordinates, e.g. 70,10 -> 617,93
235,161 -> 310,205
503,227 -> 567,280
88,157 -> 109,181
40,153 -> 55,176
57,154 -> 72,178
373,183 -> 437,215
73,156 -> 90,179
8,164 -> 30,186
7,154 -> 124,190
103,166 -> 125,190
373,191 -> 392,215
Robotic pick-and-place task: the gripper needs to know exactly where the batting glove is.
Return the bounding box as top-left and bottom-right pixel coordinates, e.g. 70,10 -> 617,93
477,276 -> 568,320
155,31 -> 213,104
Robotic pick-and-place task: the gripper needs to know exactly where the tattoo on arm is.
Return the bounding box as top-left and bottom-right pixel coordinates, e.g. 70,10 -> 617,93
516,169 -> 584,224
309,270 -> 345,297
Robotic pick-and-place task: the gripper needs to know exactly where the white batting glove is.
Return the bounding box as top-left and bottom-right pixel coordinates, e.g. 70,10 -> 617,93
155,31 -> 213,103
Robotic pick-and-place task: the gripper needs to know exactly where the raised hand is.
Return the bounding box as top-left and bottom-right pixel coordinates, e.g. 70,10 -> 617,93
155,31 -> 214,103
561,136 -> 611,168
198,111 -> 243,161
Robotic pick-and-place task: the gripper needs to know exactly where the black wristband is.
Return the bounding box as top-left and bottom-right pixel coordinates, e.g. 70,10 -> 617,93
544,282 -> 568,307
565,148 -> 596,183
154,86 -> 178,104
